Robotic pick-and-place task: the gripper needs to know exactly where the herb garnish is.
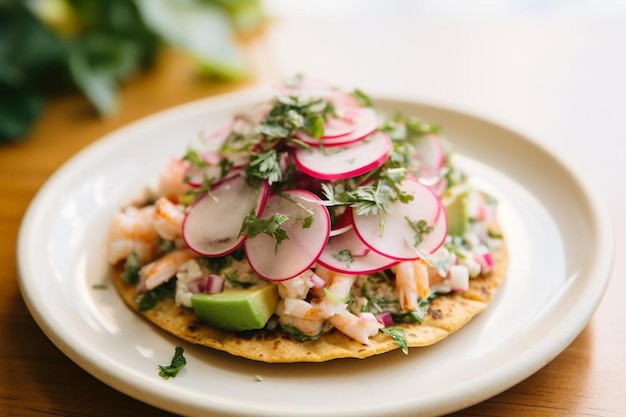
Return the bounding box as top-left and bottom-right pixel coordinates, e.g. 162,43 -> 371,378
239,212 -> 290,253
281,325 -> 323,342
321,168 -> 413,235
380,327 -> 409,354
136,280 -> 176,311
405,217 -> 435,247
158,346 -> 187,379
331,249 -> 355,268
392,292 -> 442,324
121,251 -> 141,284
245,149 -> 283,185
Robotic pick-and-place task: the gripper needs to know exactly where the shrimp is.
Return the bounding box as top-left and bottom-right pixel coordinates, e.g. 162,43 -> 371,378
277,270 -> 314,299
156,158 -> 192,203
328,310 -> 382,345
317,272 -> 356,316
153,197 -> 186,241
393,260 -> 430,311
283,298 -> 335,320
107,205 -> 160,264
139,248 -> 198,291
107,239 -> 157,266
275,300 -> 324,337
282,270 -> 356,320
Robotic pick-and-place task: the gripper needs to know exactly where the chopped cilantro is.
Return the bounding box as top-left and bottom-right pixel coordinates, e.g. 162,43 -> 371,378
303,113 -> 324,138
223,270 -> 254,289
296,214 -> 314,228
281,325 -> 323,342
158,346 -> 187,379
239,212 -> 290,253
331,249 -> 355,268
136,280 -> 176,311
200,253 -> 232,273
245,149 -> 282,185
352,88 -> 373,107
391,292 -> 441,324
182,147 -> 208,167
405,217 -> 435,247
380,326 -> 408,354
158,238 -> 176,254
321,169 -> 413,235
121,251 -> 141,285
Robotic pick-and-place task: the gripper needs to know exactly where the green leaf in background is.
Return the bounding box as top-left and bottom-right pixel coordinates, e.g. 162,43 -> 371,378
135,0 -> 250,80
65,0 -> 161,115
0,0 -> 264,143
0,0 -> 67,141
0,86 -> 45,143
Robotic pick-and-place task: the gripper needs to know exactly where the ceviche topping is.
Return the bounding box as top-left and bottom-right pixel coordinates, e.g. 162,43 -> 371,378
107,75 -> 503,350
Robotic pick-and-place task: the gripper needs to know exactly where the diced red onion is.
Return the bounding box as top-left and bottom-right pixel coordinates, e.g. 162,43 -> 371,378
475,246 -> 495,271
359,312 -> 378,323
187,278 -> 206,294
309,272 -> 327,289
205,274 -> 225,294
375,311 -> 394,327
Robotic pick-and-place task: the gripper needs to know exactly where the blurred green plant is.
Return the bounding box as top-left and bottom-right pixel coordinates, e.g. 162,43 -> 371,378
0,0 -> 264,143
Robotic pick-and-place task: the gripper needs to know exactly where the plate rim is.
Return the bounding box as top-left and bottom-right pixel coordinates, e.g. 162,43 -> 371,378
17,88 -> 614,417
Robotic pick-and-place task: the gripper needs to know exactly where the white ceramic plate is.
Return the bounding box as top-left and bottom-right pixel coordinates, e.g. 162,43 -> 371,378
18,90 -> 613,417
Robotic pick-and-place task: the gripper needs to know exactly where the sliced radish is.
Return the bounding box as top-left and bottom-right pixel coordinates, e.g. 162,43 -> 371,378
417,165 -> 447,196
317,221 -> 397,274
414,134 -> 445,170
186,155 -> 242,188
321,117 -> 356,138
352,176 -> 447,261
182,175 -> 269,256
296,107 -> 378,147
294,132 -> 392,180
244,190 -> 331,281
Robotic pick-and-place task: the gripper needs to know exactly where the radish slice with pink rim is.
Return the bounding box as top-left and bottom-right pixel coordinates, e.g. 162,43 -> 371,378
294,132 -> 392,180
414,134 -> 445,170
296,107 -> 378,147
320,117 -> 356,138
182,175 -> 269,256
317,222 -> 397,274
244,190 -> 331,281
417,165 -> 447,196
352,176 -> 447,261
185,150 -> 243,187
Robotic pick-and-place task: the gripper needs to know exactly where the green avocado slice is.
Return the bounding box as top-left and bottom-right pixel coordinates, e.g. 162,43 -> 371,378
191,284 -> 279,332
444,190 -> 469,237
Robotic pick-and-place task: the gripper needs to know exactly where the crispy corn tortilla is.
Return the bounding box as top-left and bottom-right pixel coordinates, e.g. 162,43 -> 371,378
113,237 -> 507,363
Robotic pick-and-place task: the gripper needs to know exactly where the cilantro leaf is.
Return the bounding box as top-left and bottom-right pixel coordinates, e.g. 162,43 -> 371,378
245,150 -> 282,185
121,251 -> 142,284
405,217 -> 435,247
331,249 -> 355,268
136,280 -> 176,311
380,327 -> 408,354
352,88 -> 373,107
239,212 -> 290,253
281,325 -> 323,342
158,346 -> 187,379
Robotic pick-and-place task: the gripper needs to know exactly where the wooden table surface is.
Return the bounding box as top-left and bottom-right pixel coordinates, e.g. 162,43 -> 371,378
2,30 -> 624,417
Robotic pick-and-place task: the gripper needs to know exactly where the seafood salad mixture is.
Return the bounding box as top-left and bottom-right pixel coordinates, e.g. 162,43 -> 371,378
107,76 -> 503,350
